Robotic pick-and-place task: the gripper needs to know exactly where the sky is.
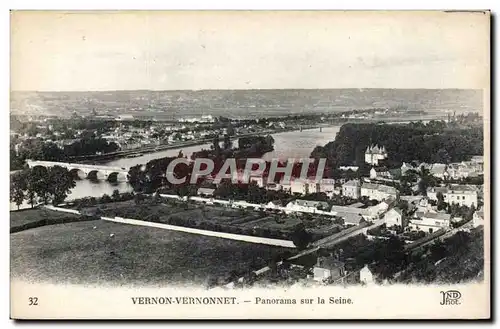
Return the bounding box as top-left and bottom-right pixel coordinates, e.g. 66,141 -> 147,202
10,11 -> 490,91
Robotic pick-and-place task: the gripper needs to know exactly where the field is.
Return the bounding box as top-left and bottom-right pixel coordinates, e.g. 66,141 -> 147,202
10,208 -> 86,233
10,220 -> 289,287
83,200 -> 305,239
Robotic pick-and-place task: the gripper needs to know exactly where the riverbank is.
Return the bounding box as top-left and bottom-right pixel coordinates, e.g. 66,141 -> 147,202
77,114 -> 445,165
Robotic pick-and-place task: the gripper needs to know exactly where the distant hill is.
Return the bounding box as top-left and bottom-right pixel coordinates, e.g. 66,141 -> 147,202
10,89 -> 483,120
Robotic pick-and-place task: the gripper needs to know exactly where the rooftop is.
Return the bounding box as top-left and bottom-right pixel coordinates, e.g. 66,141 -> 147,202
315,257 -> 345,270
343,180 -> 361,187
415,211 -> 451,221
291,199 -> 330,209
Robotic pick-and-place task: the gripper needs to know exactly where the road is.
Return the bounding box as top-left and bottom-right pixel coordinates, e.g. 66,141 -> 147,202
289,218 -> 386,260
222,218 -> 387,288
406,221 -> 472,252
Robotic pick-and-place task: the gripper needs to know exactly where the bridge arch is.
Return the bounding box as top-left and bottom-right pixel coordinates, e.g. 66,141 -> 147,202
87,170 -> 106,181
107,172 -> 128,182
68,168 -> 87,180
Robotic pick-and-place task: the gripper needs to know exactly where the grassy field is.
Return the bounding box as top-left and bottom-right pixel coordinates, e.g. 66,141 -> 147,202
10,220 -> 288,287
10,208 -> 84,232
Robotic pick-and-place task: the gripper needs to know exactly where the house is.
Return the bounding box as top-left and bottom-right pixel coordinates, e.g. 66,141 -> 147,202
415,197 -> 437,213
285,199 -> 330,214
266,200 -> 284,210
383,208 -> 403,227
471,155 -> 484,163
317,178 -> 336,194
447,162 -> 483,180
197,187 -> 215,197
339,166 -> 359,172
330,201 -> 390,224
249,176 -> 267,188
370,167 -> 395,180
265,183 -> 280,191
472,209 -> 484,227
290,178 -> 320,195
409,211 -> 451,233
359,265 -> 375,285
313,257 -> 345,282
400,162 -> 417,176
427,185 -> 478,207
335,212 -> 365,225
342,180 -> 361,199
429,163 -> 448,179
365,145 -> 388,166
360,183 -> 399,201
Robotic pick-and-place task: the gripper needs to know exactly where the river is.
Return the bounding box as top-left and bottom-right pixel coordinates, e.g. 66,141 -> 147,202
10,126 -> 342,210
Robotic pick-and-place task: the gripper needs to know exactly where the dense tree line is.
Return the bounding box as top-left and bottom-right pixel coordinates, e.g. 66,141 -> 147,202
10,166 -> 76,209
10,136 -> 119,170
310,121 -> 483,168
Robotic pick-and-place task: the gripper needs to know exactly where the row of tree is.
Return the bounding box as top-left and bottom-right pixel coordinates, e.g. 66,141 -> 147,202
10,166 -> 76,209
10,136 -> 119,170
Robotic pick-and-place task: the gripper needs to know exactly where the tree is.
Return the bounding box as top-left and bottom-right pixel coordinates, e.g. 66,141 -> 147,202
436,192 -> 446,210
247,181 -> 261,204
417,167 -> 436,196
47,166 -> 76,205
10,171 -> 26,210
291,224 -> 313,250
101,194 -> 112,204
28,166 -> 51,205
112,189 -> 121,201
134,194 -> 144,205
223,135 -> 232,150
432,148 -> 451,165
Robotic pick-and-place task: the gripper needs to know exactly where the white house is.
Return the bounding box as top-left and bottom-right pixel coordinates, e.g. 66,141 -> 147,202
401,162 -> 418,176
330,201 -> 391,224
429,163 -> 448,180
339,166 -> 359,172
342,180 -> 361,199
317,178 -> 336,194
359,265 -> 375,285
365,145 -> 388,166
285,199 -> 330,214
197,187 -> 215,197
360,183 -> 399,201
289,178 -> 336,195
427,185 -> 478,207
383,208 -> 403,227
266,200 -> 284,211
370,167 -> 394,180
290,178 -> 322,195
447,162 -> 482,180
415,197 -> 437,213
472,209 -> 484,227
313,257 -> 345,282
409,211 -> 451,233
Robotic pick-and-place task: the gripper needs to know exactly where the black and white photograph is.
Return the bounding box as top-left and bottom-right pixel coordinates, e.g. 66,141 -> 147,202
8,10 -> 490,319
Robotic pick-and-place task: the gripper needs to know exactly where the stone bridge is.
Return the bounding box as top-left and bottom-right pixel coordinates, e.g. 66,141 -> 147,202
26,160 -> 129,181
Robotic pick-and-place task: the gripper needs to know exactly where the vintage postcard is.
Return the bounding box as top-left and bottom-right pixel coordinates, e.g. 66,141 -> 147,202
9,10 -> 490,319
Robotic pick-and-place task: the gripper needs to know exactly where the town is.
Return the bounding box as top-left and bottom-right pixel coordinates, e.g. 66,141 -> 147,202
10,109 -> 485,289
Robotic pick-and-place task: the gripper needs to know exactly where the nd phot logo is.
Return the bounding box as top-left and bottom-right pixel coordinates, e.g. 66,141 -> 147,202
440,290 -> 462,305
